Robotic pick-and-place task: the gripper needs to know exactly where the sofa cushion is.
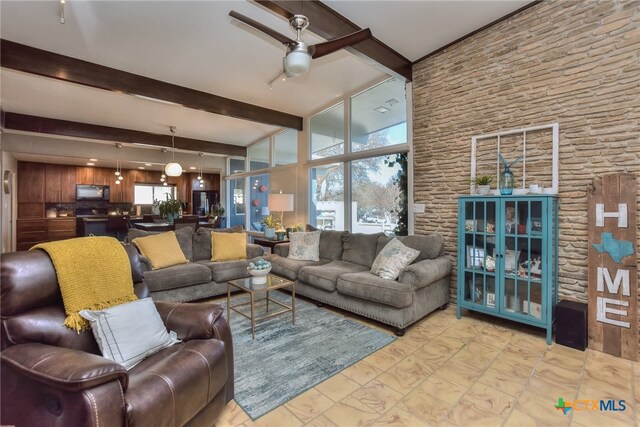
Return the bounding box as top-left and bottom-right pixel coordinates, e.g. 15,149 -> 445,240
128,227 -> 194,261
298,260 -> 368,292
305,225 -> 349,261
211,232 -> 247,261
143,263 -> 212,292
267,254 -> 327,281
371,238 -> 420,280
132,231 -> 189,270
126,339 -> 227,427
341,233 -> 385,268
193,226 -> 244,261
197,260 -> 252,283
337,272 -> 414,309
376,234 -> 444,262
288,231 -> 321,261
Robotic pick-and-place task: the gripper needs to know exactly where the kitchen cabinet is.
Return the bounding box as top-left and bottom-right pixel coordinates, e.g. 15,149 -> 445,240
17,218 -> 48,251
47,218 -> 77,242
17,161 -> 45,218
75,166 -> 95,185
45,164 -> 76,203
456,195 -> 558,344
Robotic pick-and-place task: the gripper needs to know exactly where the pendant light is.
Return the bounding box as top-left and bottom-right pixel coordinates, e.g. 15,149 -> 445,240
164,126 -> 182,177
197,152 -> 204,188
114,143 -> 124,185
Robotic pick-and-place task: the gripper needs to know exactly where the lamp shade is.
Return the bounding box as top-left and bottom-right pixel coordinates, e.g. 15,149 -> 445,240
268,193 -> 294,212
284,51 -> 311,76
165,162 -> 182,177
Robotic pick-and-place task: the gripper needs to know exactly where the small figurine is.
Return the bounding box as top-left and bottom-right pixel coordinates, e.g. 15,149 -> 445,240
485,222 -> 495,233
483,255 -> 496,272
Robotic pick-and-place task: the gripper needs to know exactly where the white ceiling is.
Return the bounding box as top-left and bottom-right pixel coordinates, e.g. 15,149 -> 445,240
0,0 -> 531,163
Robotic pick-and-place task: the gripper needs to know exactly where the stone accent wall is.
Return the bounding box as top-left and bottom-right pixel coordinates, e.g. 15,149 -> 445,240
412,0 -> 639,315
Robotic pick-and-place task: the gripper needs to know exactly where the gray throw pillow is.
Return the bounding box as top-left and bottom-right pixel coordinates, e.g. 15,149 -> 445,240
288,231 -> 321,261
370,238 -> 420,280
79,298 -> 180,370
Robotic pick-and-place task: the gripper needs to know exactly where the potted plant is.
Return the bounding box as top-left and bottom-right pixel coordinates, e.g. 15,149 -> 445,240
154,195 -> 182,223
261,214 -> 279,239
474,175 -> 494,195
208,199 -> 225,224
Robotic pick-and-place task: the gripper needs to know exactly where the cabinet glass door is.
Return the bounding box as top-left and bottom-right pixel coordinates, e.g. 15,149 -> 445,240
462,200 -> 497,311
501,199 -> 545,322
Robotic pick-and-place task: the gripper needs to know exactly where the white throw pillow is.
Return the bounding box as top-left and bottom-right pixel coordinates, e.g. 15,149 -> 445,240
370,238 -> 420,280
79,298 -> 180,370
288,230 -> 321,262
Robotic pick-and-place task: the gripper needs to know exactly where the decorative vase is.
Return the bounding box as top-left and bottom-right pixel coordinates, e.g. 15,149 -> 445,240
264,227 -> 275,239
166,212 -> 176,224
499,165 -> 514,195
275,231 -> 286,241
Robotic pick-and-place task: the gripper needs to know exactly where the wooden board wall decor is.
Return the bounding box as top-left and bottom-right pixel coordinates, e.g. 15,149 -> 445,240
587,173 -> 638,361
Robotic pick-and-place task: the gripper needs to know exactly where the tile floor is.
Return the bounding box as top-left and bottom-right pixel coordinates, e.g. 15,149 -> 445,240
214,302 -> 640,427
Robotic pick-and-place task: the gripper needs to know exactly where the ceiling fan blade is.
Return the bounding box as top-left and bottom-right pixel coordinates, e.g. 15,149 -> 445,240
309,28 -> 372,59
229,10 -> 295,45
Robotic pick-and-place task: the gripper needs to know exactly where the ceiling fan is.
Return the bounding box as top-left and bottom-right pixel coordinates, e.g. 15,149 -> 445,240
229,10 -> 372,78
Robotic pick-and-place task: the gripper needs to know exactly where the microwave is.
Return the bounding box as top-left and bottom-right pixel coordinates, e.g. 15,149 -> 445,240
76,185 -> 110,201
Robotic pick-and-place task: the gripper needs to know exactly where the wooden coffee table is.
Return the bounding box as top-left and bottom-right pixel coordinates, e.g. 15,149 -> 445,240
227,274 -> 295,339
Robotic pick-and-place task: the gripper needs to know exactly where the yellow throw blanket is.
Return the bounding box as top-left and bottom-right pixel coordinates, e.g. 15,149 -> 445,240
31,236 -> 138,332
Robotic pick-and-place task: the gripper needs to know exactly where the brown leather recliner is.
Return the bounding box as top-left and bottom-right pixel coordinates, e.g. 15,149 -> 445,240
0,244 -> 234,427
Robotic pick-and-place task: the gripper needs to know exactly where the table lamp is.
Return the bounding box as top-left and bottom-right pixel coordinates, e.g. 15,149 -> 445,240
268,193 -> 294,228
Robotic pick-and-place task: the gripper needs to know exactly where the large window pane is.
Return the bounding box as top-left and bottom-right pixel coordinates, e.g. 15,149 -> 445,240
248,140 -> 269,171
229,157 -> 245,174
134,184 -> 175,205
351,78 -> 406,153
228,178 -> 245,228
310,164 -> 344,231
249,174 -> 270,231
351,154 -> 405,234
273,129 -> 297,166
310,102 -> 344,160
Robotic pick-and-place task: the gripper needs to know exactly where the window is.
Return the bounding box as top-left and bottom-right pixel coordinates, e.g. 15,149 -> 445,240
134,184 -> 175,205
351,154 -> 404,234
249,174 -> 270,231
248,139 -> 269,171
310,102 -> 344,160
228,178 -> 245,228
229,157 -> 245,174
351,78 -> 406,153
273,129 -> 298,166
310,164 -> 345,231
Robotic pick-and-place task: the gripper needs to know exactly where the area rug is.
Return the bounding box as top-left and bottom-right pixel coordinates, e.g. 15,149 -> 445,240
222,291 -> 396,420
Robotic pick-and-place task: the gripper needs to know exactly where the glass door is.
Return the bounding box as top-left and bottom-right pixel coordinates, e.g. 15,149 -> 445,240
500,198 -> 546,323
462,199 -> 498,311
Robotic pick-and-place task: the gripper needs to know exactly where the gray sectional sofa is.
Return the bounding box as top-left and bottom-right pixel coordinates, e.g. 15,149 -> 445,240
268,230 -> 452,335
126,226 -> 263,302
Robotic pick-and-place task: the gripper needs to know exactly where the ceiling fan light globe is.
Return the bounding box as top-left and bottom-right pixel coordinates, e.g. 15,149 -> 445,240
165,162 -> 183,177
284,50 -> 311,76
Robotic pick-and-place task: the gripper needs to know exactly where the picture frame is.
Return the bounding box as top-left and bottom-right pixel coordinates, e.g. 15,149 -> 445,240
486,292 -> 496,308
522,301 -> 542,318
529,217 -> 542,234
466,246 -> 485,269
504,249 -> 521,273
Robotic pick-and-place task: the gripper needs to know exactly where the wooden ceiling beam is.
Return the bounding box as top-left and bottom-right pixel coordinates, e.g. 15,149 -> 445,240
255,0 -> 412,81
3,112 -> 247,157
0,39 -> 303,131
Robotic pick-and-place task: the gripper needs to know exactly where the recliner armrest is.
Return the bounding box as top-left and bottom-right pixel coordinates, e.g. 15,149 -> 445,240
1,343 -> 128,392
155,301 -> 225,341
273,243 -> 290,257
399,256 -> 452,290
138,255 -> 152,272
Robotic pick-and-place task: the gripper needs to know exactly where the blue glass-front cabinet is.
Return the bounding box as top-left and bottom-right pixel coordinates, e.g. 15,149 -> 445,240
456,195 -> 558,344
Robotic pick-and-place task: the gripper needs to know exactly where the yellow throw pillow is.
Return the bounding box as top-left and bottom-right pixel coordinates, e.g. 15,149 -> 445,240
132,231 -> 188,270
211,232 -> 247,262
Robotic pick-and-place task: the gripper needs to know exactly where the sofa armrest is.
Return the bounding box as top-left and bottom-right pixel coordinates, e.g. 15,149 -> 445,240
399,256 -> 452,290
274,242 -> 290,257
1,343 -> 128,392
154,301 -> 235,401
138,255 -> 152,272
247,243 -> 264,259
